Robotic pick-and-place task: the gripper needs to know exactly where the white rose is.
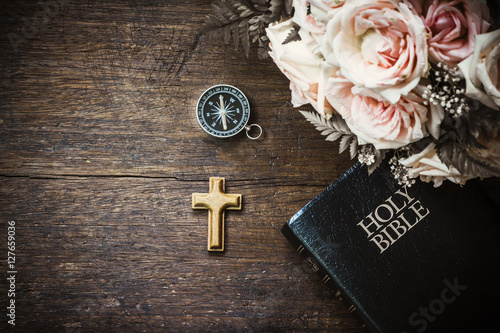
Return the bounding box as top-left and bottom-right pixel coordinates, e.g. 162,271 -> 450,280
458,30 -> 500,110
292,0 -> 346,45
400,143 -> 472,187
266,19 -> 336,119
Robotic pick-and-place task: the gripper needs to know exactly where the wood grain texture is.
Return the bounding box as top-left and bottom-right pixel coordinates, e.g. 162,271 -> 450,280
0,0 -> 354,185
0,1 -> 362,332
0,1 -> 497,332
0,177 -> 364,332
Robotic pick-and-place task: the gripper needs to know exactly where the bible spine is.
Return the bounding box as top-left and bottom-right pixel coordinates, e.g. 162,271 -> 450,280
281,223 -> 377,333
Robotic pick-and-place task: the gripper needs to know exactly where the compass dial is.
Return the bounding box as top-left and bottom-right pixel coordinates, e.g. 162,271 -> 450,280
196,85 -> 250,138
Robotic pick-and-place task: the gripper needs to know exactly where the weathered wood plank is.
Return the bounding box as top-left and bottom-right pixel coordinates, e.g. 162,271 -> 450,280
1,3 -> 364,331
0,176 -> 365,332
0,0 -> 354,185
2,1 -> 497,332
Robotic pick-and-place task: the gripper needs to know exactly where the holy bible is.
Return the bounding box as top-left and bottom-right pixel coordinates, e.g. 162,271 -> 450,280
282,159 -> 500,333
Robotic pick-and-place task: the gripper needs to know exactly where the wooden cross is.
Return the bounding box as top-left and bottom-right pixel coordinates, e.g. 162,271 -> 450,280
192,177 -> 242,252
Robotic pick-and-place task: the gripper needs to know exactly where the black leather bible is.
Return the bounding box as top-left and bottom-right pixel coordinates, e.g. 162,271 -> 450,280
282,159 -> 500,333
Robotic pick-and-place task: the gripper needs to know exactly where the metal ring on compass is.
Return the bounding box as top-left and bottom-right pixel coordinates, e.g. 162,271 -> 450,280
245,124 -> 263,140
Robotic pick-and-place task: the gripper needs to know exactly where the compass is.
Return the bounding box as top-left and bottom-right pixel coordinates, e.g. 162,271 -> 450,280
196,84 -> 262,139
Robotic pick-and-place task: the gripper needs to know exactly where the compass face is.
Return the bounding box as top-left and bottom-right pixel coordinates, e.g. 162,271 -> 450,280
196,85 -> 250,138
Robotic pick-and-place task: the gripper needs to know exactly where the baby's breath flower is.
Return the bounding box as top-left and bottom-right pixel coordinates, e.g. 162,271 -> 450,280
358,145 -> 376,166
422,61 -> 470,117
389,147 -> 416,187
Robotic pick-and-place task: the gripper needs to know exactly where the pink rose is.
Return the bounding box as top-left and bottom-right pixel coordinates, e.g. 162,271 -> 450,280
266,19 -> 336,119
321,0 -> 428,104
410,0 -> 490,66
458,30 -> 500,110
325,77 -> 429,149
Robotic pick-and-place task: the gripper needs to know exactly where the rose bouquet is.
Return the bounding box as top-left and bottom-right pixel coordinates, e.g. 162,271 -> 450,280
202,0 -> 500,186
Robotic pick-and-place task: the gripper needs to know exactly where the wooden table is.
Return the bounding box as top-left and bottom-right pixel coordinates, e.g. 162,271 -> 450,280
0,1 -> 497,332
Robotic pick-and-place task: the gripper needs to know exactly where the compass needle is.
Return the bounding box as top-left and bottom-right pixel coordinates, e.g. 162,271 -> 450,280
219,95 -> 228,130
196,84 -> 260,139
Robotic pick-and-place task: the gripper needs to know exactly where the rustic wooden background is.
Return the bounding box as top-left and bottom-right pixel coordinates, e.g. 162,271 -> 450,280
0,1 -> 498,332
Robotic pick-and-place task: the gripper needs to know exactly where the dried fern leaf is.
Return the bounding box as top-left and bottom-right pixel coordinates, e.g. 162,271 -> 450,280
201,0 -> 289,58
283,24 -> 301,44
300,110 -> 357,158
339,135 -> 352,154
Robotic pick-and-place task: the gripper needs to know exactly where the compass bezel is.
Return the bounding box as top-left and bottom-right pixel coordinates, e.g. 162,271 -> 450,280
196,84 -> 251,138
